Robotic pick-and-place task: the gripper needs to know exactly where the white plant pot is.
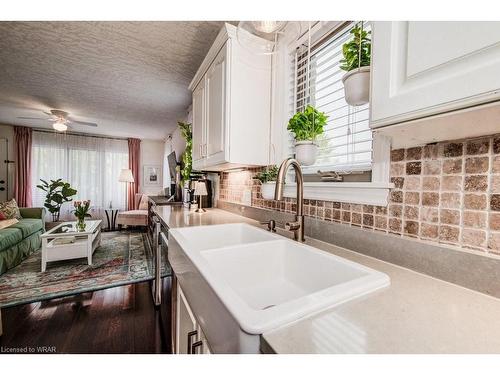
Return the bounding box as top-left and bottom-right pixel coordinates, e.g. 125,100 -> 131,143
342,66 -> 370,106
295,141 -> 318,166
260,182 -> 276,200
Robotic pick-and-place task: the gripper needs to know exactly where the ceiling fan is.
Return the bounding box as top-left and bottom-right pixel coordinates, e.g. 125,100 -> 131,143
17,109 -> 98,132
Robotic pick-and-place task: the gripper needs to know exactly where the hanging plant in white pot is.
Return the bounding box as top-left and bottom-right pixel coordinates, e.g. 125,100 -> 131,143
340,23 -> 371,106
287,105 -> 328,166
254,165 -> 279,200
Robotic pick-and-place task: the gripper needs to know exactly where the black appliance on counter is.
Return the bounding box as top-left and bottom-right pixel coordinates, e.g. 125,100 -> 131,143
184,177 -> 213,208
198,178 -> 213,208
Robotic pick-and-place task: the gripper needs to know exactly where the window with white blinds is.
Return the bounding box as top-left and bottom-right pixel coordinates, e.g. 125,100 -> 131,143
289,22 -> 372,173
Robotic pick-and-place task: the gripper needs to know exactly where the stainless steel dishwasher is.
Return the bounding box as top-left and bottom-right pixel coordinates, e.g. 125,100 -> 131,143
151,216 -> 162,306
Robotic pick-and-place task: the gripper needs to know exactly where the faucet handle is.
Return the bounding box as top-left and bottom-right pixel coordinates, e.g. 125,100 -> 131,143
285,221 -> 300,231
259,219 -> 276,232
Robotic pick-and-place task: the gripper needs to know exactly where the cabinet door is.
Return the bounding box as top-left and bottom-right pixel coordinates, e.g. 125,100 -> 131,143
205,43 -> 227,164
192,78 -> 206,165
175,286 -> 197,354
371,21 -> 500,128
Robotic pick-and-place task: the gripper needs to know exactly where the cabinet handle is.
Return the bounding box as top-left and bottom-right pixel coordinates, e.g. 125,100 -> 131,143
191,340 -> 203,354
187,330 -> 197,354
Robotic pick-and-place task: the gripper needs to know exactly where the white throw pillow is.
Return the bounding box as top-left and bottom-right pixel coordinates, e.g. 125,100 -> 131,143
138,195 -> 149,210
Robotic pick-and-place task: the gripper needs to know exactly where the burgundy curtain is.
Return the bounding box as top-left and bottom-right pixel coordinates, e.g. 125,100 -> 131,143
128,138 -> 141,210
13,126 -> 32,207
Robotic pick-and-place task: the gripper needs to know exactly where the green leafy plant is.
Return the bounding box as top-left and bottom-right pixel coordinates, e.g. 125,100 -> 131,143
254,165 -> 278,184
339,25 -> 371,72
178,121 -> 192,183
36,179 -> 77,222
287,105 -> 328,142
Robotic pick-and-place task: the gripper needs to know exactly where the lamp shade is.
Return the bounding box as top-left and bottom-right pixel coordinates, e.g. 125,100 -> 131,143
119,169 -> 134,183
193,180 -> 208,196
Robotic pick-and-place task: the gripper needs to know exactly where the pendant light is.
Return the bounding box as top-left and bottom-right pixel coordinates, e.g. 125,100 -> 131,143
237,21 -> 301,56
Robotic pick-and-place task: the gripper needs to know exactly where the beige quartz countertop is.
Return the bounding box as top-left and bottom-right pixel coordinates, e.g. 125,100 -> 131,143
153,205 -> 257,228
154,206 -> 500,354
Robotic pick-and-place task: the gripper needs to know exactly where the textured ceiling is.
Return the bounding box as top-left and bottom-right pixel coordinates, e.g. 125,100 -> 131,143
0,21 -> 226,139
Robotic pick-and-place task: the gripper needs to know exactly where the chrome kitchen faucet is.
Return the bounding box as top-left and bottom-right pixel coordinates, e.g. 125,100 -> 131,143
274,158 -> 305,242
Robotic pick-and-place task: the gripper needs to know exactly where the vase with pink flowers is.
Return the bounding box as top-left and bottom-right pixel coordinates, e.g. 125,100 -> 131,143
73,200 -> 92,231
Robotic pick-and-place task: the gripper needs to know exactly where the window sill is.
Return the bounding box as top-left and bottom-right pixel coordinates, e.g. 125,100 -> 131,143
280,181 -> 394,206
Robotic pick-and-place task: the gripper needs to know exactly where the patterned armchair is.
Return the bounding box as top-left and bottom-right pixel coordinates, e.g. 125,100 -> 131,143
116,194 -> 148,228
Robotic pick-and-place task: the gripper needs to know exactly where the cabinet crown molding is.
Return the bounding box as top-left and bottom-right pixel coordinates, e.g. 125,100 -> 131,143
189,23 -> 237,91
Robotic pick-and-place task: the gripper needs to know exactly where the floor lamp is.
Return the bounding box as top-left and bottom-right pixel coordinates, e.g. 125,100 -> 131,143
119,168 -> 135,209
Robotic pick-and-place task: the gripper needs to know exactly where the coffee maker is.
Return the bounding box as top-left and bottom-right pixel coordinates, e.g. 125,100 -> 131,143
184,176 -> 212,208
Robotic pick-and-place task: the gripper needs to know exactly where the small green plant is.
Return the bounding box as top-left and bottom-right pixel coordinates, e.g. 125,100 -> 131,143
254,165 -> 278,184
287,105 -> 328,142
36,179 -> 77,222
339,25 -> 371,72
178,121 -> 192,183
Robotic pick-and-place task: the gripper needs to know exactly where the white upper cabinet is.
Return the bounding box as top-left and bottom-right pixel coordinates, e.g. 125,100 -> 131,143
205,45 -> 226,164
189,24 -> 271,171
192,78 -> 205,164
370,22 -> 500,141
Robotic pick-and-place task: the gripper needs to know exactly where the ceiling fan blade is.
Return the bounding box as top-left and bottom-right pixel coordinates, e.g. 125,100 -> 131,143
70,119 -> 98,127
17,116 -> 49,120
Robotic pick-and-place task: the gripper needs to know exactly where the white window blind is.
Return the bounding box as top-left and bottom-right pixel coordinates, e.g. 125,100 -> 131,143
289,22 -> 372,173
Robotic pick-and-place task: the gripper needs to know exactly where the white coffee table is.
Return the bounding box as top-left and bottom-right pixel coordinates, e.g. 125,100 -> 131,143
40,220 -> 102,272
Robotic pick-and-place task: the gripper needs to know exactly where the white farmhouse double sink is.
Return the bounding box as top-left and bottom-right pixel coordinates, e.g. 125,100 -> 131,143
168,223 -> 390,353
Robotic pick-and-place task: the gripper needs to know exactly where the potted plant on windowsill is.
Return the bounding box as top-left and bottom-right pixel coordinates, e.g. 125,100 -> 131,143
340,24 -> 371,106
254,165 -> 278,200
287,105 -> 327,166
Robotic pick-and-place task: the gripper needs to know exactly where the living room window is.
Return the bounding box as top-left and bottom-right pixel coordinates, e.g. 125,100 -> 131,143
289,22 -> 372,178
31,131 -> 129,220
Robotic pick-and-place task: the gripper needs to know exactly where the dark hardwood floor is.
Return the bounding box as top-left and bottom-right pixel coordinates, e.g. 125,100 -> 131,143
0,280 -> 171,354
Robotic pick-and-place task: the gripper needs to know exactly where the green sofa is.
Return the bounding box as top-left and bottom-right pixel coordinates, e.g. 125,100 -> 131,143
0,207 -> 45,275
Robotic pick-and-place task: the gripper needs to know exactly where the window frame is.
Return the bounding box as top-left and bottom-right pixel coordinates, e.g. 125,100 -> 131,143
272,21 -> 393,205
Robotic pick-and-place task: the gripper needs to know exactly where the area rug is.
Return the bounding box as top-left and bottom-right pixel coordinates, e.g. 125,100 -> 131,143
0,231 -> 171,308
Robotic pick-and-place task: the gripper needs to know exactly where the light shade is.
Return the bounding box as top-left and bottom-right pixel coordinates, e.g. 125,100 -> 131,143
52,120 -> 68,132
119,168 -> 134,183
193,180 -> 207,196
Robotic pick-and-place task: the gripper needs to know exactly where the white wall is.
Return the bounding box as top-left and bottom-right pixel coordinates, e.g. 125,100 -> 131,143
163,126 -> 186,187
163,110 -> 190,187
166,126 -> 187,163
0,124 -> 15,201
139,139 -> 165,196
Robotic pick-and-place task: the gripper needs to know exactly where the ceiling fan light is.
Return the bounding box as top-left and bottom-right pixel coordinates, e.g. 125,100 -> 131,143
53,120 -> 68,132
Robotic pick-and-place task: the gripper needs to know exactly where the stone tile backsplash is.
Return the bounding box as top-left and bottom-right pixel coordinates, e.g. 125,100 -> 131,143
218,134 -> 500,255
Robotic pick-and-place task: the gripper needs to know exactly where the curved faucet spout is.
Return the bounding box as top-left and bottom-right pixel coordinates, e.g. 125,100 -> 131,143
274,158 -> 305,241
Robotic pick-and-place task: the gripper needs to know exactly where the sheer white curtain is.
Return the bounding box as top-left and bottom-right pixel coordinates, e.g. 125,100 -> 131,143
32,131 -> 129,222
